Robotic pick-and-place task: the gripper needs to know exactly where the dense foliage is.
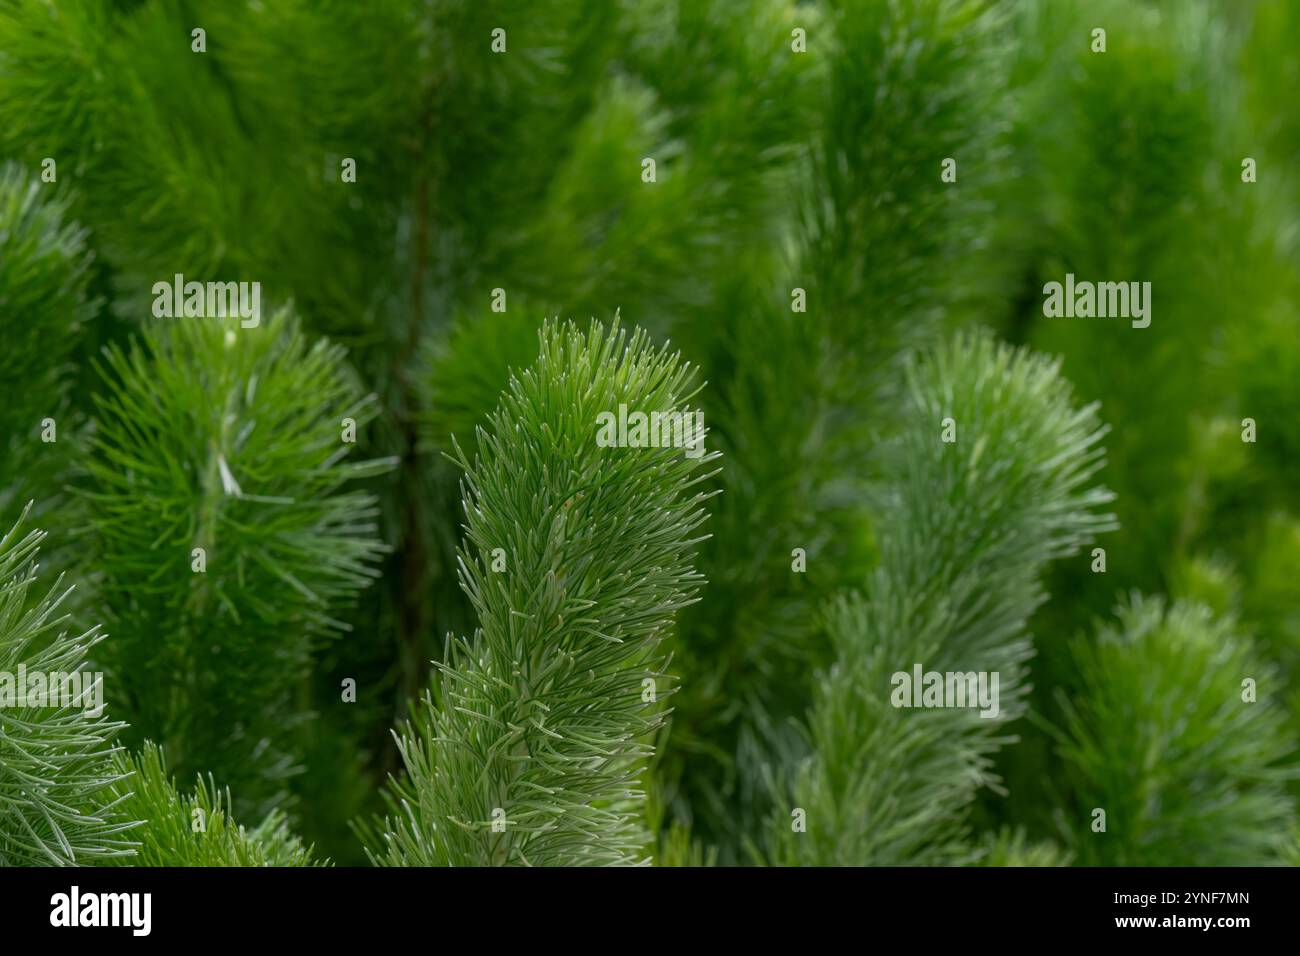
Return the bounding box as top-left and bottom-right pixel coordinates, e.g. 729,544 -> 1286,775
0,0 -> 1295,866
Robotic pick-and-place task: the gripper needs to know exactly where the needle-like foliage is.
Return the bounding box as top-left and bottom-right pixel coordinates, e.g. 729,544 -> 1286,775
1052,596 -> 1297,866
659,0 -> 1014,858
765,332 -> 1114,865
975,827 -> 1070,867
0,514 -> 135,865
80,309 -> 394,818
0,0 -> 1296,869
0,163 -> 95,520
366,321 -> 717,865
104,743 -> 319,867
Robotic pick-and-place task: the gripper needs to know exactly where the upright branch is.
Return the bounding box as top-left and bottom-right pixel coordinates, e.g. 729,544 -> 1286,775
367,321 -> 717,866
81,309 -> 393,818
766,331 -> 1115,865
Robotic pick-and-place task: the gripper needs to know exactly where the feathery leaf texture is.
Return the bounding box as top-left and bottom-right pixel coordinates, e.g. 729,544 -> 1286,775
0,163 -> 95,507
367,321 -> 716,865
0,161 -> 93,427
662,0 -> 1015,856
1054,596 -> 1297,866
80,309 -> 393,816
0,513 -> 135,865
766,331 -> 1115,865
0,0 -> 1295,868
104,743 -> 319,867
975,827 -> 1071,867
